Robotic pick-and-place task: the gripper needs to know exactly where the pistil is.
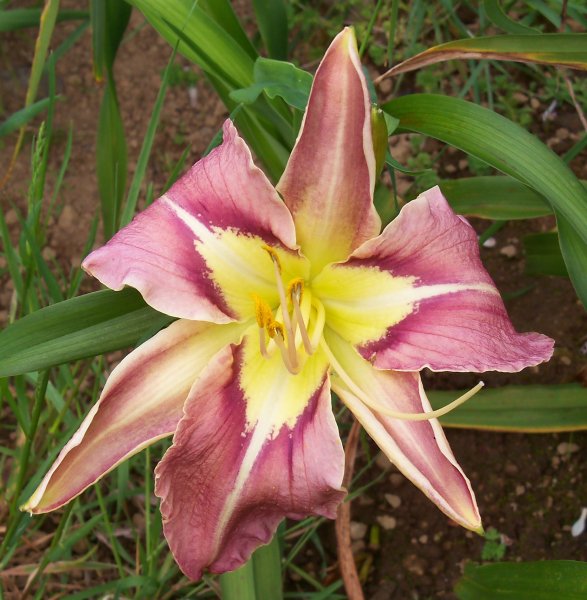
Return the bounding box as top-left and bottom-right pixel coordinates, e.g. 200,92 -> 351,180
320,337 -> 485,422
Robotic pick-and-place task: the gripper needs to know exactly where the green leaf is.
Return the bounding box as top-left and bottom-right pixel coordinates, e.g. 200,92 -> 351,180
524,232 -> 568,276
90,0 -> 132,81
128,0 -> 255,89
455,561 -> 587,600
482,0 -> 539,34
438,176 -> 553,219
431,384 -> 587,432
383,94 -> 587,307
253,534 -> 283,600
231,58 -> 313,110
0,8 -> 87,32
381,34 -> 587,78
97,80 -> 128,239
0,98 -> 55,138
252,0 -> 288,60
220,560 -> 257,600
0,289 -> 173,377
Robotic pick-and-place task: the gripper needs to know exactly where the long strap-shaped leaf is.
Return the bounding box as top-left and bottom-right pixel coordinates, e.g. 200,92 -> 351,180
0,289 -> 173,377
432,384 -> 587,432
378,34 -> 587,79
383,94 -> 587,307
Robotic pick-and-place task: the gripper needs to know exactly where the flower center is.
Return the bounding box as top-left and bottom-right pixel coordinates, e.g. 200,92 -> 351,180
253,246 -> 324,375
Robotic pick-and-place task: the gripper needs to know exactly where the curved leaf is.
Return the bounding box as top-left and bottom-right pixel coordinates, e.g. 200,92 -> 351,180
432,384 -> 587,432
379,34 -> 587,79
438,176 -> 553,219
456,561 -> 587,600
0,289 -> 173,377
382,94 -> 587,307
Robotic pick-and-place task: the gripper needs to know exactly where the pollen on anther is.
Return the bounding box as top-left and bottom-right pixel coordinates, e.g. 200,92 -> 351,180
253,294 -> 273,328
262,244 -> 282,272
287,278 -> 305,303
267,320 -> 285,339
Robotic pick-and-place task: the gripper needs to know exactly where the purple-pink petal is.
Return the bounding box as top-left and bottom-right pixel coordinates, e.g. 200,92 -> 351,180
349,186 -> 554,372
83,121 -> 297,322
155,344 -> 345,580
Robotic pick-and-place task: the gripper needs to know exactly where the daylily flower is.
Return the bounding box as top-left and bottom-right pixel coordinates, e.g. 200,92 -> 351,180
23,29 -> 553,580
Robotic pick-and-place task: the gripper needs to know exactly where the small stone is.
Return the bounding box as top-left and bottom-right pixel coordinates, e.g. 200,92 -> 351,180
403,554 -> 425,576
375,451 -> 391,471
505,463 -> 519,476
385,493 -> 402,509
500,244 -> 517,258
419,534 -> 429,544
458,159 -> 468,170
350,521 -> 368,540
445,164 -> 457,174
556,127 -> 570,140
552,456 -> 561,469
557,442 -> 580,455
559,355 -> 572,366
482,237 -> 497,248
5,209 -> 18,226
513,92 -> 528,103
378,78 -> 393,95
358,494 -> 375,506
57,205 -> 76,230
376,515 -> 397,530
389,473 -> 404,487
515,484 -> 525,496
42,247 -> 56,261
530,97 -> 540,109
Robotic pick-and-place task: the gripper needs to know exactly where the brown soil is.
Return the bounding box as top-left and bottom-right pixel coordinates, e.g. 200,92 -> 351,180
1,4 -> 586,599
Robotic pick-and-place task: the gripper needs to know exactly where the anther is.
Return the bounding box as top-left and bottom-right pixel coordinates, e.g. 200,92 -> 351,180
288,278 -> 313,355
267,321 -> 299,374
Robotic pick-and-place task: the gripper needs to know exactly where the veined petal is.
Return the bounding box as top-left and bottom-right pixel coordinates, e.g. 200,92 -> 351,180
23,319 -> 246,514
325,329 -> 481,531
155,338 -> 344,580
84,121 -> 302,322
314,187 -> 553,372
276,28 -> 380,273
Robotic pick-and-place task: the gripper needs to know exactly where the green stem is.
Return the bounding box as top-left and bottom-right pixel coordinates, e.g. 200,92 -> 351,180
219,558 -> 257,600
253,532 -> 283,600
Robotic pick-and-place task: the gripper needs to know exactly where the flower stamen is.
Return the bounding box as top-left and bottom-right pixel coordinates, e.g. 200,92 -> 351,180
288,278 -> 314,355
267,321 -> 299,374
320,337 -> 484,421
263,245 -> 295,348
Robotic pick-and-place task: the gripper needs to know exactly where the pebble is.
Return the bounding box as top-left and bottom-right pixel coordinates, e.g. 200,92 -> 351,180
556,127 -> 570,140
515,484 -> 525,496
42,247 -> 56,261
482,236 -> 497,248
378,78 -> 393,95
445,164 -> 457,174
58,205 -> 76,230
557,442 -> 580,455
403,554 -> 425,576
513,92 -> 528,103
375,451 -> 391,471
500,244 -> 517,258
389,473 -> 404,487
505,462 -> 519,476
376,515 -> 397,530
350,521 -> 368,540
5,209 -> 18,226
385,493 -> 402,509
418,534 -> 428,544
559,355 -> 572,366
530,97 -> 540,109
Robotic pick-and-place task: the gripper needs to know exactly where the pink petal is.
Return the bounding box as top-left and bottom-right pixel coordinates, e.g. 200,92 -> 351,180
155,344 -> 345,580
326,329 -> 481,531
348,186 -> 554,372
277,28 -> 380,273
83,121 -> 298,322
23,320 -> 245,513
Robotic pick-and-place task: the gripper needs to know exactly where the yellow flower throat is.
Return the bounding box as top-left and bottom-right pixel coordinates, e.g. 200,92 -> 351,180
253,246 -> 325,375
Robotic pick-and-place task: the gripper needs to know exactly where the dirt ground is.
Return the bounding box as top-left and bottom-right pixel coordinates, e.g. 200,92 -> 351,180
1,4 -> 587,599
